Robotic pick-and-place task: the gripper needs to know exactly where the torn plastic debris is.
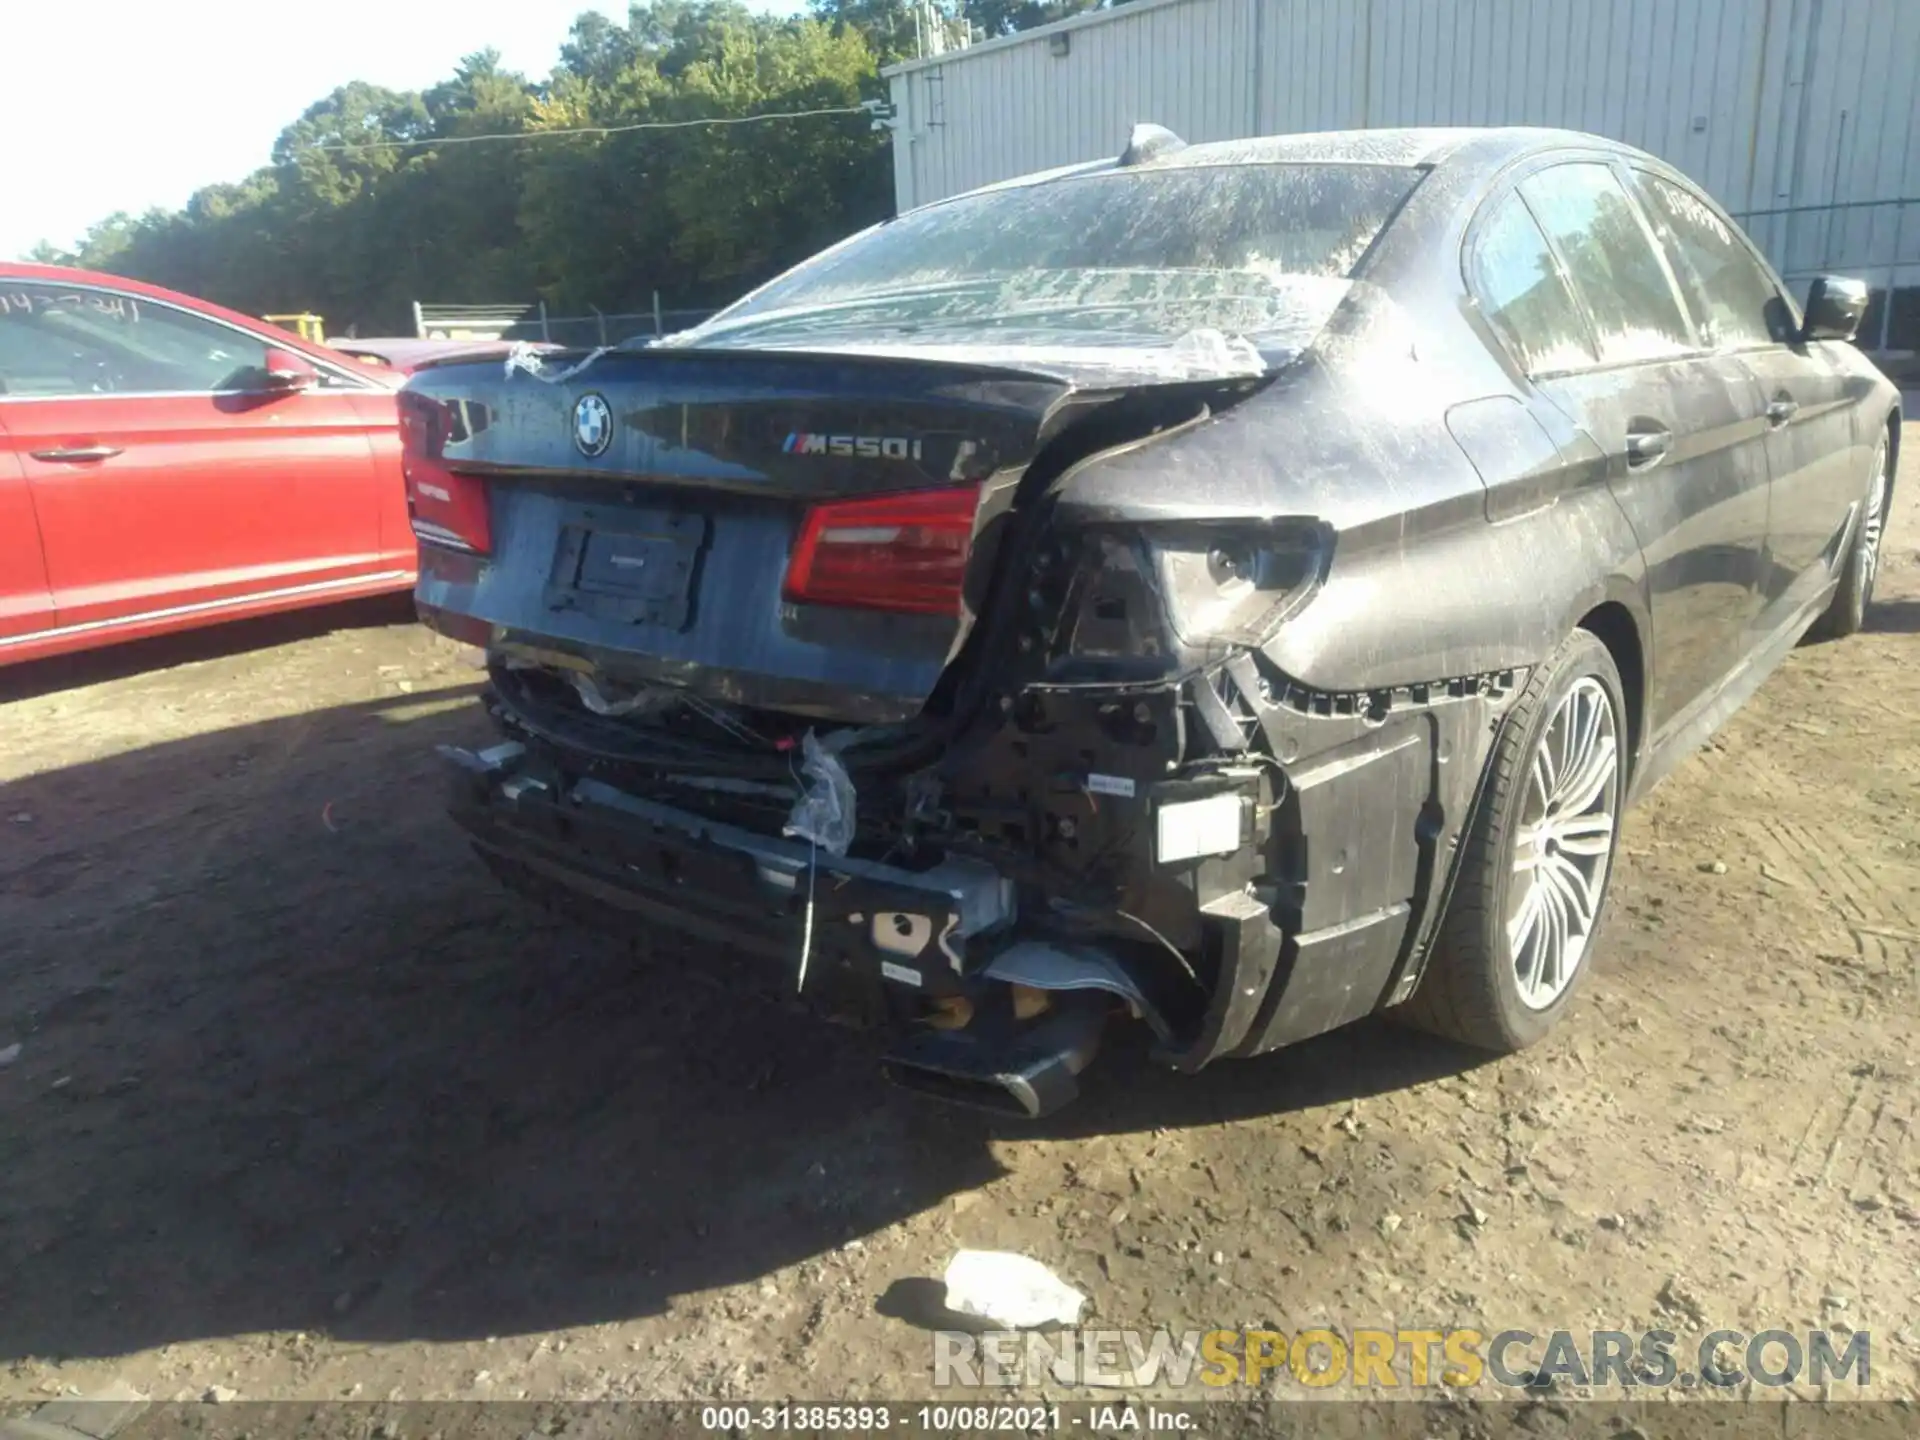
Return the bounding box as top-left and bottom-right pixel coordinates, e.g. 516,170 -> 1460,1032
782,729 -> 856,857
566,671 -> 679,719
502,341 -> 614,385
943,1250 -> 1086,1329
1165,326 -> 1266,374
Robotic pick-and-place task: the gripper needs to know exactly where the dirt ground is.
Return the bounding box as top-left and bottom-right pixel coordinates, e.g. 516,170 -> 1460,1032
1,427 -> 1916,1415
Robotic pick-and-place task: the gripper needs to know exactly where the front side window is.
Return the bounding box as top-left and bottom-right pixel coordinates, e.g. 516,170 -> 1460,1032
0,284 -> 270,397
1633,171 -> 1788,349
1518,163 -> 1695,364
1467,191 -> 1597,375
678,163 -> 1426,352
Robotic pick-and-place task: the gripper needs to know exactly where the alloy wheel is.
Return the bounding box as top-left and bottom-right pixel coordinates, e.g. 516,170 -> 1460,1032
1508,676 -> 1620,1010
1861,436 -> 1889,603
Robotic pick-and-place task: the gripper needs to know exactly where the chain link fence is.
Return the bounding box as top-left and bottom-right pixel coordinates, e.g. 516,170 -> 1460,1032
411,298 -> 717,347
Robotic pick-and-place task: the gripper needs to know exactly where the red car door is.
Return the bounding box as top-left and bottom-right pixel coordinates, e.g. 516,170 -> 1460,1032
0,433 -> 53,641
0,281 -> 391,630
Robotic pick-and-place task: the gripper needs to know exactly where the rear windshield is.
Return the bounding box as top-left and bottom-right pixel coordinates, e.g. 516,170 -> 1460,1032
680,162 -> 1423,349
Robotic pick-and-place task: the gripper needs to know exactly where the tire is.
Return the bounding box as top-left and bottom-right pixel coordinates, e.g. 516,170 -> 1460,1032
1394,629 -> 1626,1051
1804,427 -> 1892,643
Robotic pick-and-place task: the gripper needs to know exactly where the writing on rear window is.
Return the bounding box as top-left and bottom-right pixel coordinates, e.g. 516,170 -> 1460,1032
1,290 -> 140,321
784,431 -> 925,461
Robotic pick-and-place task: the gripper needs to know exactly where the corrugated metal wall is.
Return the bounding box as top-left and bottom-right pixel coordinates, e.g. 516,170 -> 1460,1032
889,0 -> 1254,207
887,0 -> 1920,354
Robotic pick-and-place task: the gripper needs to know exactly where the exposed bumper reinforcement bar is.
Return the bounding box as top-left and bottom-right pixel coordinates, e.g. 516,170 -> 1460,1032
441,741 -> 1016,988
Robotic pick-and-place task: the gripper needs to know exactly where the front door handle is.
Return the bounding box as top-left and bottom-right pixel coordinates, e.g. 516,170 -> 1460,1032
1766,396 -> 1800,426
30,444 -> 124,463
1625,426 -> 1672,468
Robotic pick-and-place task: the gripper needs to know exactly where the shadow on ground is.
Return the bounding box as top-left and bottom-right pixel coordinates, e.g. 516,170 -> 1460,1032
0,593 -> 420,705
1864,596 -> 1920,635
0,675 -> 1478,1364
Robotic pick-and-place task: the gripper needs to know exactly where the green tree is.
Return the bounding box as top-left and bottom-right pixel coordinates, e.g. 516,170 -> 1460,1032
64,5 -> 895,338
811,0 -> 1130,54
966,0 -> 1122,36
808,0 -> 922,64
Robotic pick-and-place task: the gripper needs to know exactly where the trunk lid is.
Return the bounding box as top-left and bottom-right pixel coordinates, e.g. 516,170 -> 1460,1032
404,344 -> 1265,727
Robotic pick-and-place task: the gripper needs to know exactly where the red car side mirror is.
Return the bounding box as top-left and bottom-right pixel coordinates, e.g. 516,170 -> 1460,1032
260,348 -> 319,392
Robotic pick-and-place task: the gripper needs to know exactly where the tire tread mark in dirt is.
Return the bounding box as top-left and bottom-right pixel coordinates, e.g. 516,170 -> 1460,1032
1845,1090 -> 1891,1202
1772,817 -> 1870,923
1779,816 -> 1914,928
1816,1070 -> 1869,1187
1889,1093 -> 1920,1210
1849,926 -> 1920,992
1788,1070 -> 1852,1181
1754,819 -> 1818,892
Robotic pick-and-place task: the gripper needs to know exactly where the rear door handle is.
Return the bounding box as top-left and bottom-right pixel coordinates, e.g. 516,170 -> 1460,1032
1625,426 -> 1672,468
1766,397 -> 1800,426
30,444 -> 123,463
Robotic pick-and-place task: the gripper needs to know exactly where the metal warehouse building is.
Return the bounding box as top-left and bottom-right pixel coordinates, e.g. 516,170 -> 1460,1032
883,0 -> 1920,368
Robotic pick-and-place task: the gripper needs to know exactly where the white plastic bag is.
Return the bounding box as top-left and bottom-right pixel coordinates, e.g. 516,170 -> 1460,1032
502,341 -> 613,384
782,729 -> 856,857
1166,326 -> 1266,375
942,1249 -> 1086,1329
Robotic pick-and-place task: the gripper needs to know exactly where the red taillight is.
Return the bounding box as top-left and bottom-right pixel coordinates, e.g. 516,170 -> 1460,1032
782,486 -> 981,616
399,392 -> 491,555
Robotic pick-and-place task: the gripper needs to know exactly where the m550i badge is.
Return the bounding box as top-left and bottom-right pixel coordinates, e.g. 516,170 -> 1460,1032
784,431 -> 924,461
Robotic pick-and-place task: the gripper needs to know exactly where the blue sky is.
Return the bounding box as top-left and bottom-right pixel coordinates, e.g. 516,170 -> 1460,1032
2,0 -> 804,262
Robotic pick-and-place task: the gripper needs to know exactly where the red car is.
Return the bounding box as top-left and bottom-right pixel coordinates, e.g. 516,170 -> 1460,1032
0,263 -> 418,665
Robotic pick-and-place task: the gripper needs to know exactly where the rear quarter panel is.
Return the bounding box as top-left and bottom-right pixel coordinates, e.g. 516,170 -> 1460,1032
1050,335 -> 1650,699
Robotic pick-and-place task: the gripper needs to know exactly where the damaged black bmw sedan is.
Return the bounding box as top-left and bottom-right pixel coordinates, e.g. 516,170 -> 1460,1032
407,126 -> 1900,1116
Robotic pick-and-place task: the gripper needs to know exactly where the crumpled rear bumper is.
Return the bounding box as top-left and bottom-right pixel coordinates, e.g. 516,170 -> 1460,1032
443,652 -> 1517,1075
443,741 -> 1012,998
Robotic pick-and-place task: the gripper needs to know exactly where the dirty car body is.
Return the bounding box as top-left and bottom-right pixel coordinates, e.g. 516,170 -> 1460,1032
408,127 -> 1899,1115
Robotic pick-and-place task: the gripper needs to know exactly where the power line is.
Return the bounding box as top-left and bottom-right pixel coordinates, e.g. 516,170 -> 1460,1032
304,103 -> 878,154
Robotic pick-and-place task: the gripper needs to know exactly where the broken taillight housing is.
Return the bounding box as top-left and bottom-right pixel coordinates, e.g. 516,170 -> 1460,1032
399,391 -> 491,555
1149,520 -> 1334,645
782,486 -> 981,615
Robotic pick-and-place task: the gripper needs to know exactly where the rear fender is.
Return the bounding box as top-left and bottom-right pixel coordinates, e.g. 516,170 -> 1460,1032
975,367 -> 1653,1060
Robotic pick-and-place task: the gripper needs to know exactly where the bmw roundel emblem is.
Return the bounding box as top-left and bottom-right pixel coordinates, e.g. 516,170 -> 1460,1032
573,393 -> 613,457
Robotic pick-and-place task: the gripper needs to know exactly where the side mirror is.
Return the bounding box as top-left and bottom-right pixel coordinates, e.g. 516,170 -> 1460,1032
259,347 -> 319,392
1800,275 -> 1869,343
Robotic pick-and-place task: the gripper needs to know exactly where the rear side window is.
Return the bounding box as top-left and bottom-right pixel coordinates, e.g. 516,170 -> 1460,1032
1518,163 -> 1695,364
1467,192 -> 1597,375
0,284 -> 269,396
1633,171 -> 1787,349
